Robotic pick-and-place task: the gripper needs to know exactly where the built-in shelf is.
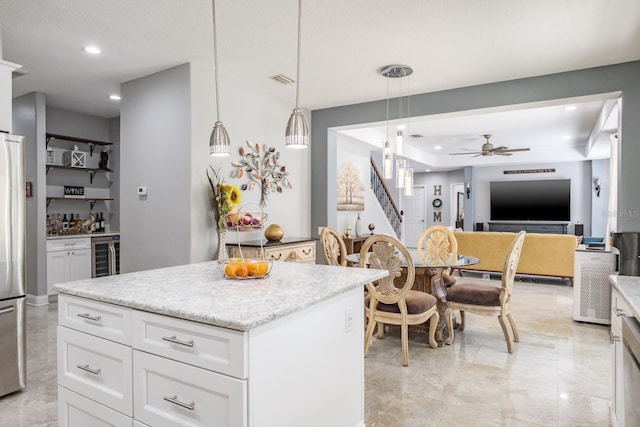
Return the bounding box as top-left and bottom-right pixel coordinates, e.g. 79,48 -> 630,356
46,133 -> 113,156
46,164 -> 112,183
46,197 -> 113,210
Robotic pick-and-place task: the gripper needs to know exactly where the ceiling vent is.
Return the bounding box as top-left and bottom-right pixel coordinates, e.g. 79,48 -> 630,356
409,133 -> 423,138
271,74 -> 295,85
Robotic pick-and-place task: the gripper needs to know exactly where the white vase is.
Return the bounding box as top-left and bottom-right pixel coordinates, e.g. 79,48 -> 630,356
355,213 -> 364,237
216,227 -> 229,261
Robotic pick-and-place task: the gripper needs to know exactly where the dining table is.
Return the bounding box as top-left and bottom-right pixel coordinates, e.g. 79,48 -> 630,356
347,248 -> 480,345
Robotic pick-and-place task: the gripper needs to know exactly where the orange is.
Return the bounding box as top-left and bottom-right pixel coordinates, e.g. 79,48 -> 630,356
224,263 -> 236,277
255,262 -> 269,277
235,263 -> 249,278
247,261 -> 259,276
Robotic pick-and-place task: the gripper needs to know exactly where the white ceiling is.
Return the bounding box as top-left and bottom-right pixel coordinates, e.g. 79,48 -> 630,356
3,0 -> 639,167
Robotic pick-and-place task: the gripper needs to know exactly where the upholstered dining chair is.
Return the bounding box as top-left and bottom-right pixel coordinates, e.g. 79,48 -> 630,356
320,226 -> 348,266
416,225 -> 458,287
444,230 -> 526,353
359,234 -> 439,366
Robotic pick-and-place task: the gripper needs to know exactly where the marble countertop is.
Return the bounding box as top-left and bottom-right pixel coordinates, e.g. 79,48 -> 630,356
609,275 -> 640,317
53,261 -> 388,331
47,232 -> 119,240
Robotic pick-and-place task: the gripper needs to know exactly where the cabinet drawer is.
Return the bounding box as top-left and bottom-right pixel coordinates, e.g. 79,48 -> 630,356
133,350 -> 247,427
59,294 -> 132,345
264,242 -> 315,263
58,326 -> 133,416
47,238 -> 91,252
612,287 -> 634,323
58,386 -> 132,427
132,310 -> 247,379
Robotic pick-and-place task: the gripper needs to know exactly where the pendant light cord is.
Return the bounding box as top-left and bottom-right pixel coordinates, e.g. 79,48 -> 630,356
295,0 -> 302,109
212,0 -> 221,121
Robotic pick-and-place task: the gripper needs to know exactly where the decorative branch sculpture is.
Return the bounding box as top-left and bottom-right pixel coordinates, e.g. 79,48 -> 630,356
230,141 -> 292,208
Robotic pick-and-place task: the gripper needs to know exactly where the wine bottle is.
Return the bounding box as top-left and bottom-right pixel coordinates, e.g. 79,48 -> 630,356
62,213 -> 69,229
46,214 -> 51,236
100,212 -> 106,232
69,213 -> 75,227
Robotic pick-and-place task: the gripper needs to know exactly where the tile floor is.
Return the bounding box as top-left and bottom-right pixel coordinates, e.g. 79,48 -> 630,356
0,277 -> 611,427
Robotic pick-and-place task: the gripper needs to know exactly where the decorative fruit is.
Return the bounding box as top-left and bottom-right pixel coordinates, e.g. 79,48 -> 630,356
224,263 -> 236,277
265,224 -> 284,241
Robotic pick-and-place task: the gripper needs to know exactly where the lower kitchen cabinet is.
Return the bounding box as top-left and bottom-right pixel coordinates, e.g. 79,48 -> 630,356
611,286 -> 633,427
47,238 -> 91,295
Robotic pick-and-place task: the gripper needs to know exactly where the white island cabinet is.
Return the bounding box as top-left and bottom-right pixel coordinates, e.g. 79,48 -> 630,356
54,261 -> 387,427
608,275 -> 640,427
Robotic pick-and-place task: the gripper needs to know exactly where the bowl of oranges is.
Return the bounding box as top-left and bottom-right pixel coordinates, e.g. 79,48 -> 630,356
220,258 -> 272,279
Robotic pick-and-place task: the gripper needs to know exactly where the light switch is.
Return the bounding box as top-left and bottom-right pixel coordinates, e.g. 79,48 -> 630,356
137,186 -> 148,196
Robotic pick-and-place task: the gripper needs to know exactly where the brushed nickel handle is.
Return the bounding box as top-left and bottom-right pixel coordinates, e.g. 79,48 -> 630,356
77,313 -> 102,322
0,305 -> 15,315
163,395 -> 195,411
77,364 -> 101,375
162,335 -> 194,347
614,307 -> 626,317
610,331 -> 621,344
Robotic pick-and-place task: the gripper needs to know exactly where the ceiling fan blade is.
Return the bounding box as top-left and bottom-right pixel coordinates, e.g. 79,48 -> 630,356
449,152 -> 482,155
495,152 -> 512,156
472,153 -> 483,158
501,148 -> 531,153
490,146 -> 508,152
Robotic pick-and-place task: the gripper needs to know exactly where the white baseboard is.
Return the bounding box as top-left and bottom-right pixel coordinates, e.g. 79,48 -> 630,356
26,294 -> 49,306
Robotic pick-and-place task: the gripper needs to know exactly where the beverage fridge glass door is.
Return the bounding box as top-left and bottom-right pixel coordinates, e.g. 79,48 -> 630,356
92,236 -> 120,277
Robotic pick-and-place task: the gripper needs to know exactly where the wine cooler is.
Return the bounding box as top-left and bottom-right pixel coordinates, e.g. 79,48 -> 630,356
91,235 -> 120,277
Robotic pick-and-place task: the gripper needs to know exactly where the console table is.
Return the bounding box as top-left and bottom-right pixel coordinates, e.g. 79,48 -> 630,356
343,236 -> 371,255
227,236 -> 316,264
488,221 -> 568,234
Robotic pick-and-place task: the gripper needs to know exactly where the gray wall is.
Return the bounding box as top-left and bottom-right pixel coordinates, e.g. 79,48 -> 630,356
12,92 -> 47,301
312,61 -> 640,235
120,64 -> 192,272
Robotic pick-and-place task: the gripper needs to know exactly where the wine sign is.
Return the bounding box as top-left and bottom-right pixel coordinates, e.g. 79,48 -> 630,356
64,185 -> 85,198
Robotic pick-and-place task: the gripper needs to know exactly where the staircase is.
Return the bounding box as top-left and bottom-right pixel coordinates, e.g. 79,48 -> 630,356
370,157 -> 402,239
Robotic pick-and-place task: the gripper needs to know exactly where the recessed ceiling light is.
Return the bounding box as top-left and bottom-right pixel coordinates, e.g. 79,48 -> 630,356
434,145 -> 442,150
397,125 -> 405,130
82,46 -> 102,55
425,169 -> 431,172
271,74 -> 295,85
564,105 -> 576,111
109,94 -> 121,101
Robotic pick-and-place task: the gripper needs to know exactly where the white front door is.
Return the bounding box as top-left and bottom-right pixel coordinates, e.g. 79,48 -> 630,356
401,186 -> 425,248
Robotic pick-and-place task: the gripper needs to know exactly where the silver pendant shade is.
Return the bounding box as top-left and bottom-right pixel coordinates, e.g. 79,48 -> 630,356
209,0 -> 231,156
285,0 -> 310,148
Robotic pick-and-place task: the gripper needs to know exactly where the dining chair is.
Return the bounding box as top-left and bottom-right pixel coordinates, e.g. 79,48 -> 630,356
444,230 -> 526,353
359,234 -> 439,366
320,226 -> 348,266
416,225 -> 458,287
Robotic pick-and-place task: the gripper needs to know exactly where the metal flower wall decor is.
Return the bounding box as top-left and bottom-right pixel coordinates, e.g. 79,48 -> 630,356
230,141 -> 292,208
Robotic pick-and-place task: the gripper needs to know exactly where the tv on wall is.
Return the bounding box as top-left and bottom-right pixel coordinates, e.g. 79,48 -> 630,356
490,179 -> 571,221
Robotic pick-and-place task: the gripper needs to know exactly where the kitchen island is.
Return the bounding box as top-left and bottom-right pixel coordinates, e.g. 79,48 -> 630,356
54,260 -> 387,427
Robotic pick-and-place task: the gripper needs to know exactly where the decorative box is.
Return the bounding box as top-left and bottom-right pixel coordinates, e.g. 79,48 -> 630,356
46,149 -> 56,165
62,149 -> 86,168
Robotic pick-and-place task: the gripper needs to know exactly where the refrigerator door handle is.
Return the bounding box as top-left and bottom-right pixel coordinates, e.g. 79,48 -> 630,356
0,305 -> 15,315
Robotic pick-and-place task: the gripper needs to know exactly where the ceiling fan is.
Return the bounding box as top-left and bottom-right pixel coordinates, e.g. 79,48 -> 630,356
450,134 -> 531,157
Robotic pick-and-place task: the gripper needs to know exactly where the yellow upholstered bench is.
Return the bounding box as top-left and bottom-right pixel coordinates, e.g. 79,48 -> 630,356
453,231 -> 579,281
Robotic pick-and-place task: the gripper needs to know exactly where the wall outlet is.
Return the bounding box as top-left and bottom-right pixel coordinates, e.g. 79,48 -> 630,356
345,307 -> 353,333
137,186 -> 148,196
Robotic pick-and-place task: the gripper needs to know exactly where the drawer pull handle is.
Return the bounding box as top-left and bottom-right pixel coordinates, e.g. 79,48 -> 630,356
162,335 -> 195,347
77,364 -> 101,375
77,313 -> 102,322
302,248 -> 312,255
271,253 -> 283,260
163,395 -> 195,411
614,307 -> 626,317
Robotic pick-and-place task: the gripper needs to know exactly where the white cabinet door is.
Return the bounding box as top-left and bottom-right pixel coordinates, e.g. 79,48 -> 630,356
47,251 -> 68,295
69,248 -> 92,282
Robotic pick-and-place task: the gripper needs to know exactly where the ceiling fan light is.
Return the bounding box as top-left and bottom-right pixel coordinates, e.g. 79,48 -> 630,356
209,121 -> 231,156
285,107 -> 309,148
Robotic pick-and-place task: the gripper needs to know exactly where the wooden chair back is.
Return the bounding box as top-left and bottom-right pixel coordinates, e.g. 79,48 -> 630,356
416,225 -> 458,266
320,226 -> 348,266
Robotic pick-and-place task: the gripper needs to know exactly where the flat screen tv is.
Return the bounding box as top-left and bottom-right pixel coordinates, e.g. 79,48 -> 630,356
490,179 -> 570,221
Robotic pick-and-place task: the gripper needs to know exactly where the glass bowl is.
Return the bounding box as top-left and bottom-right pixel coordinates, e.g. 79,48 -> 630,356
219,258 -> 273,279
224,212 -> 268,231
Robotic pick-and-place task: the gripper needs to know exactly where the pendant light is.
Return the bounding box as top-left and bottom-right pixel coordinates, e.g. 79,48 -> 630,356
395,159 -> 406,188
403,166 -> 414,196
285,0 -> 310,148
382,82 -> 393,179
381,64 -> 413,181
209,0 -> 230,156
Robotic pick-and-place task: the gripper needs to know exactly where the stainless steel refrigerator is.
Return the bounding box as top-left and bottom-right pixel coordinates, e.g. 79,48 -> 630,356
613,232 -> 640,276
0,133 -> 27,396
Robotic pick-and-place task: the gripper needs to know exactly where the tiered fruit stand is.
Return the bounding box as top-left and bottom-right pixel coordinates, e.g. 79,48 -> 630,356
219,204 -> 272,279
